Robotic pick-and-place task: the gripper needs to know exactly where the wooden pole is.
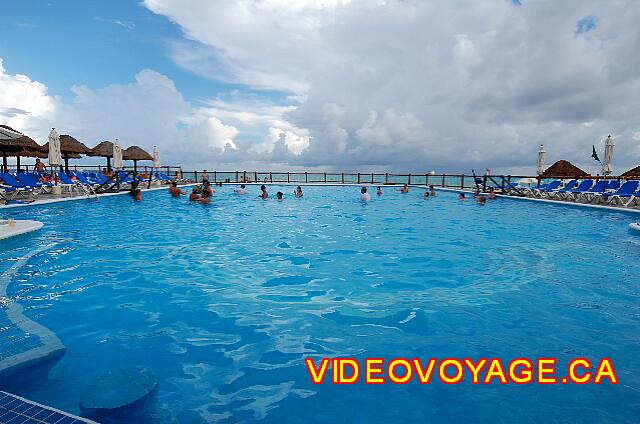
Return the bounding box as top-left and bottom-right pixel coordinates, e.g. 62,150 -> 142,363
2,152 -> 6,173
16,155 -> 21,172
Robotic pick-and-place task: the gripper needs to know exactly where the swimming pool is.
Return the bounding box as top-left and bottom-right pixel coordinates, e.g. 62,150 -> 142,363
1,186 -> 639,423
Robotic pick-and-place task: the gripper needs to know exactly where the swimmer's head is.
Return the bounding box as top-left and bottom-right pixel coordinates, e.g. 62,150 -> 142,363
361,187 -> 368,194
241,184 -> 246,188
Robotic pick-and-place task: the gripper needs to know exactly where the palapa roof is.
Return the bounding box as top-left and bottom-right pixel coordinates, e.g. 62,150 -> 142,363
8,149 -> 48,158
621,165 -> 640,178
542,160 -> 589,178
0,125 -> 42,152
122,145 -> 153,161
88,140 -> 115,157
41,134 -> 92,154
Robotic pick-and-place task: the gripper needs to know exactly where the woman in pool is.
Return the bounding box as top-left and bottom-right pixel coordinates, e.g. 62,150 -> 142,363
189,186 -> 202,201
198,189 -> 211,204
429,185 -> 436,197
277,191 -> 284,201
259,185 -> 268,199
294,186 -> 303,198
129,182 -> 142,201
360,186 -> 371,202
377,186 -> 383,196
168,181 -> 185,197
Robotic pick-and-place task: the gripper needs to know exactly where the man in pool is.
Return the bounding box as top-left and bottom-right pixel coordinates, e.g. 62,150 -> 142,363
129,182 -> 142,201
398,183 -> 409,193
424,190 -> 430,199
488,187 -> 497,199
203,180 -> 215,196
458,193 -> 466,200
429,185 -> 437,197
360,186 -> 371,202
260,185 -> 268,199
294,186 -> 303,198
168,181 -> 185,197
201,169 -> 209,183
277,191 -> 284,201
377,186 -> 383,196
234,184 -> 247,194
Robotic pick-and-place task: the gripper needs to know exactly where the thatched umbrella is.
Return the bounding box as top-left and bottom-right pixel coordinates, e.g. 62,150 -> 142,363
0,125 -> 42,172
542,160 -> 589,179
88,140 -> 115,171
621,166 -> 640,179
122,145 -> 153,172
42,134 -> 92,173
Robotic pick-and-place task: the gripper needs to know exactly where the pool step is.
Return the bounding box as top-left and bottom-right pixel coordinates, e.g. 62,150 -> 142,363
0,391 -> 97,423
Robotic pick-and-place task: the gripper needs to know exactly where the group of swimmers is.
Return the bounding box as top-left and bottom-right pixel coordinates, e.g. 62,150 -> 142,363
164,180 -> 495,205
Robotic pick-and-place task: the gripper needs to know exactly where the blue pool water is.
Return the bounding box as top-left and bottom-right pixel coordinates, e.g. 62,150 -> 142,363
1,186 -> 639,423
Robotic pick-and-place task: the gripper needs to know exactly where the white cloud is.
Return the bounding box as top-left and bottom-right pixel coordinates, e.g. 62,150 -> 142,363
144,0 -> 640,173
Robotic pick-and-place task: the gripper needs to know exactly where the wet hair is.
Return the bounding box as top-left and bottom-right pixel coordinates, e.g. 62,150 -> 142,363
261,185 -> 266,191
361,187 -> 367,194
241,184 -> 246,188
171,181 -> 178,187
424,191 -> 430,197
276,191 -> 284,199
459,193 -> 466,198
296,186 -> 302,192
193,185 -> 201,194
129,182 -> 140,198
429,185 -> 435,189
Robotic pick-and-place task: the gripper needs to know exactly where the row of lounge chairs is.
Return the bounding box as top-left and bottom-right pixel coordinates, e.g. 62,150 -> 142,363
1,171 -> 176,203
516,179 -> 640,207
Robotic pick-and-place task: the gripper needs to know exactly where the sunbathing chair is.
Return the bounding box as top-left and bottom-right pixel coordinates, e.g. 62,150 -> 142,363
546,180 -> 579,199
532,180 -> 564,198
0,173 -> 37,199
556,179 -> 593,201
16,172 -> 53,194
623,186 -> 640,207
591,181 -> 639,205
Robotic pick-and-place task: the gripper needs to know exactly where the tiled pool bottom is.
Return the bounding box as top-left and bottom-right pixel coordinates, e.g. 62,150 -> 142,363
0,391 -> 95,423
1,186 -> 639,423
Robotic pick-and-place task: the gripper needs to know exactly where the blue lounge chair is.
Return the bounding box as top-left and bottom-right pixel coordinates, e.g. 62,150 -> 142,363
546,180 -> 579,199
16,172 -> 53,192
0,172 -> 37,199
591,181 -> 639,205
557,179 -> 593,201
623,186 -> 640,207
534,180 -> 567,198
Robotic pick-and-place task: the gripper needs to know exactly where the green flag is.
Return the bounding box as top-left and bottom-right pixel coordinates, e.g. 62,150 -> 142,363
592,145 -> 601,163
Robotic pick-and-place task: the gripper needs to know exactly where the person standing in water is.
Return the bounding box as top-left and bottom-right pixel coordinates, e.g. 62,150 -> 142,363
198,189 -> 211,204
294,186 -> 303,198
360,187 -> 371,202
259,185 -> 268,199
234,184 -> 247,194
168,181 -> 185,197
429,185 -> 436,197
189,186 -> 201,201
377,186 -> 383,196
398,183 -> 409,193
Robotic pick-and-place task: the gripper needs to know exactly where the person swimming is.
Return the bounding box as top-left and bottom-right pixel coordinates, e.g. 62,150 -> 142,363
429,185 -> 436,197
424,190 -> 430,199
168,181 -> 185,197
294,186 -> 303,198
198,189 -> 211,204
477,195 -> 487,205
458,193 -> 466,200
398,183 -> 409,193
360,186 -> 371,202
189,186 -> 202,201
259,185 -> 268,199
277,191 -> 284,201
376,186 -> 383,196
234,184 -> 247,194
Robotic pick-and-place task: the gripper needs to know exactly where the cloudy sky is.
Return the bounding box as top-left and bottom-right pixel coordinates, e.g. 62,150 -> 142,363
1,0 -> 639,174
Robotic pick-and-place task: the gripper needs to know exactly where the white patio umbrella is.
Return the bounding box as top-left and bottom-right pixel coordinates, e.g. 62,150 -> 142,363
153,145 -> 160,168
602,135 -> 615,176
48,128 -> 62,169
536,144 -> 546,176
112,138 -> 123,170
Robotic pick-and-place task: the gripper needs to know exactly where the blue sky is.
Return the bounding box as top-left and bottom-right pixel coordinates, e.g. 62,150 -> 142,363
0,0 -> 282,105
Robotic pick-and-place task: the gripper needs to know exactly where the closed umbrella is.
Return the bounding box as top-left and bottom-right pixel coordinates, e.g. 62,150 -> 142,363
153,146 -> 160,168
536,144 -> 546,176
112,139 -> 123,170
42,134 -> 92,173
602,135 -> 615,176
47,128 -> 62,170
